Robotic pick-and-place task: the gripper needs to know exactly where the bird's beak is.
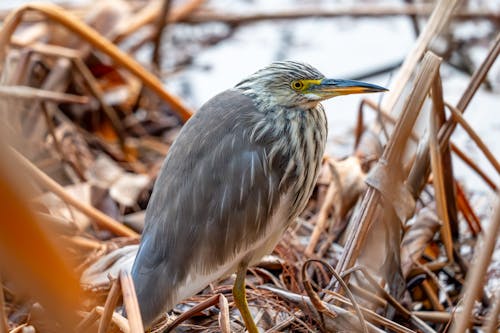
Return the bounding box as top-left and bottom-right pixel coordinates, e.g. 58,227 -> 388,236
311,78 -> 388,98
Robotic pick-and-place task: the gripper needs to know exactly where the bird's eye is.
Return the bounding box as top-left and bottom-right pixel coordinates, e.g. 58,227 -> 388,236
291,80 -> 304,91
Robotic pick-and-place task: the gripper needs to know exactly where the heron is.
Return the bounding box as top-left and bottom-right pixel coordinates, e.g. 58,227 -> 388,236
131,61 -> 387,332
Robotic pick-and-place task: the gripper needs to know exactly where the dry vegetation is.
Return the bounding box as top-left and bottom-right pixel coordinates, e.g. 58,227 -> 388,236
0,0 -> 499,332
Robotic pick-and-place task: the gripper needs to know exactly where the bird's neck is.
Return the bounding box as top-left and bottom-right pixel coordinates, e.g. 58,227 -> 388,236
248,100 -> 328,217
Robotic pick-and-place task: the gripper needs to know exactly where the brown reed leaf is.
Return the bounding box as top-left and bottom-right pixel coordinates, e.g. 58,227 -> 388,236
400,207 -> 441,278
429,74 -> 454,261
337,51 -> 442,285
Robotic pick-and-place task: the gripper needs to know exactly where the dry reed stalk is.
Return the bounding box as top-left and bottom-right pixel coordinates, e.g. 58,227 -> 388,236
326,292 -> 416,333
455,182 -> 482,235
440,33 -> 500,146
381,0 -> 461,114
218,294 -> 230,333
360,95 -> 497,192
340,267 -> 411,319
119,270 -> 144,333
407,33 -> 499,203
421,280 -> 444,311
7,324 -> 27,333
336,51 -> 442,281
429,74 -> 454,261
151,0 -> 172,69
446,103 -> 500,174
95,306 -> 130,333
184,4 -> 498,24
303,259 -> 368,333
63,235 -> 105,251
76,308 -> 100,333
451,144 -> 497,191
349,284 -> 387,308
412,311 -> 453,323
356,98 -> 420,145
414,260 -> 453,309
434,78 -> 460,239
71,57 -> 126,145
0,3 -> 193,121
10,39 -> 82,57
267,316 -> 295,332
262,284 -> 385,333
407,260 -> 447,279
0,277 -> 8,333
98,277 -> 122,333
340,267 -> 436,333
451,197 -> 500,332
113,0 -> 206,43
161,294 -> 220,332
0,86 -> 88,104
303,262 -> 341,329
113,0 -> 160,43
10,148 -> 138,238
358,65 -> 496,255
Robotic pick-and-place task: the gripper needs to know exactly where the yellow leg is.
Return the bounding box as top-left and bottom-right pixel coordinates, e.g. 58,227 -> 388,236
233,262 -> 259,333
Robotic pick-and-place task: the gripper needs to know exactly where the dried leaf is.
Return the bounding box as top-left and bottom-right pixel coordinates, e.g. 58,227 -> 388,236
81,244 -> 137,288
37,182 -> 93,230
401,207 -> 441,278
262,285 -> 385,333
109,172 -> 149,207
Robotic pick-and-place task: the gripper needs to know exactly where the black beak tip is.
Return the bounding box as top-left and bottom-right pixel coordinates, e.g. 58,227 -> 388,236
369,84 -> 389,93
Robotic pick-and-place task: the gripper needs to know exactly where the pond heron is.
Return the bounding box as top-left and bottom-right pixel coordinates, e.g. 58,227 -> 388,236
131,61 -> 387,331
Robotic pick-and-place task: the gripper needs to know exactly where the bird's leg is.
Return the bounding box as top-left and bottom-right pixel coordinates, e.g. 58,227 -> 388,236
233,262 -> 259,333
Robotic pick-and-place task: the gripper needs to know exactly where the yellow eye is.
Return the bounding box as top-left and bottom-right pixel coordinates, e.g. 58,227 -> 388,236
291,80 -> 304,91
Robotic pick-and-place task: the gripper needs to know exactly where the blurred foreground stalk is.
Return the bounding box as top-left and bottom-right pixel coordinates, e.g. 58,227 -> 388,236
0,142 -> 81,331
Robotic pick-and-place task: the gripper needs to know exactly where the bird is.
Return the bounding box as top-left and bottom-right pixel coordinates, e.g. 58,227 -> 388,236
131,61 -> 387,332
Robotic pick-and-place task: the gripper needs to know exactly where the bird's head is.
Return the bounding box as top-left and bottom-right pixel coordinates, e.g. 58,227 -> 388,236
235,61 -> 388,109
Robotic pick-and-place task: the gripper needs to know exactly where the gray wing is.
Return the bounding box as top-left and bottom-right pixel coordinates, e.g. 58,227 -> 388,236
132,89 -> 290,326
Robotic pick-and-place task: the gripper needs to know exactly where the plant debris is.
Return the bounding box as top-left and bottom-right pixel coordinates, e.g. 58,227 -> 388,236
0,0 -> 499,332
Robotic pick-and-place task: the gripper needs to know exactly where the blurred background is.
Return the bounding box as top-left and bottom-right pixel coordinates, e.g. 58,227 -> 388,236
3,0 -> 499,191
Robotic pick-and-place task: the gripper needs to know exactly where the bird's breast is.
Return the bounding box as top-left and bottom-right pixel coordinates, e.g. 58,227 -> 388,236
263,105 -> 327,220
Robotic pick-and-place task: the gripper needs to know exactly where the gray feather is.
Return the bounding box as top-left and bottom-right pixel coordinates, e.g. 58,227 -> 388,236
132,61 -> 329,327
132,90 -> 293,326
